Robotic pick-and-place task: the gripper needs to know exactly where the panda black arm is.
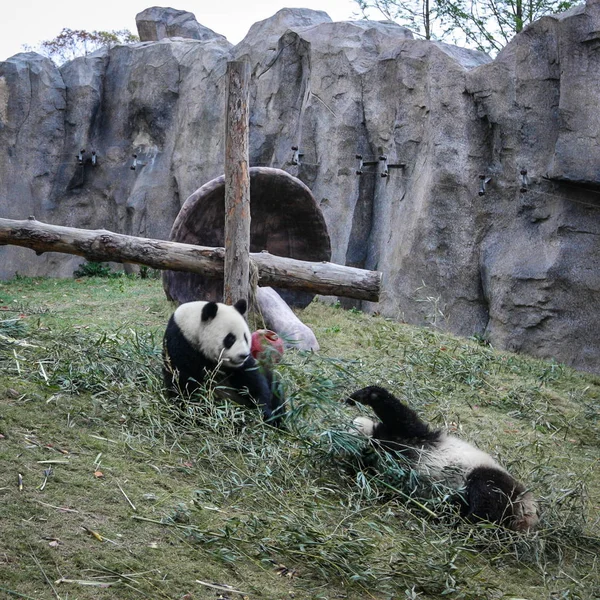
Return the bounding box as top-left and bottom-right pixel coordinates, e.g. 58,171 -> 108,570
228,357 -> 284,426
163,315 -> 211,394
347,386 -> 440,443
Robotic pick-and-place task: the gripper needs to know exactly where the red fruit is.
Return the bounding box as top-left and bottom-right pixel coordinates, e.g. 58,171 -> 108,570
251,329 -> 284,364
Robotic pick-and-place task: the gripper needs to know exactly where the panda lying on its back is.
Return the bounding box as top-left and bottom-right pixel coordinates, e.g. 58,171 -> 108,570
347,386 -> 538,532
163,299 -> 283,426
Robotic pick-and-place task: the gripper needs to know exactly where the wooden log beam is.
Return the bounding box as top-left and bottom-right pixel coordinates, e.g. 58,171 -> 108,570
0,217 -> 382,301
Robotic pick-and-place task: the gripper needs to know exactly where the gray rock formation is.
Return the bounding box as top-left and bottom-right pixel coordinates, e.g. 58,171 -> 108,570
0,3 -> 599,372
464,1 -> 600,371
136,6 -> 226,42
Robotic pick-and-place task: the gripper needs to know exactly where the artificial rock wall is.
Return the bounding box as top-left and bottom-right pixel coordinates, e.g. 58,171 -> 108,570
1,2 -> 599,371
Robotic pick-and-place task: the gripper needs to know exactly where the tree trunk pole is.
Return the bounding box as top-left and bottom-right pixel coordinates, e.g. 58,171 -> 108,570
223,60 -> 251,306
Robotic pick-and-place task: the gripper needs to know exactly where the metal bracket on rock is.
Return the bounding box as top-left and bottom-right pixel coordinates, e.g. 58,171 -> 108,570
291,146 -> 304,166
130,154 -> 147,171
379,155 -> 405,178
356,154 -> 404,177
76,149 -> 98,167
520,169 -> 529,193
355,154 -> 379,175
478,174 -> 492,196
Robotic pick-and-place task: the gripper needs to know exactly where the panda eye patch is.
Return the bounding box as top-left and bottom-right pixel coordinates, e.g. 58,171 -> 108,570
223,333 -> 236,349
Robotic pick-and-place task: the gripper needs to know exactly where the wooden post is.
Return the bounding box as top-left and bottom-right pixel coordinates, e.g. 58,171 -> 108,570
223,60 -> 251,306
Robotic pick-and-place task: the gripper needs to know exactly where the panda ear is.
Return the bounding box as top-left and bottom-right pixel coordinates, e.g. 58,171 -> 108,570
233,299 -> 247,315
201,302 -> 219,322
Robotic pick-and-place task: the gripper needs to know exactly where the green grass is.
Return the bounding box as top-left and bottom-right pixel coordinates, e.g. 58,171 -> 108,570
0,276 -> 598,600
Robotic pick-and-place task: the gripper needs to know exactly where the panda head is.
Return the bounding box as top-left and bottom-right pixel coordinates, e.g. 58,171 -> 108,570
175,299 -> 251,368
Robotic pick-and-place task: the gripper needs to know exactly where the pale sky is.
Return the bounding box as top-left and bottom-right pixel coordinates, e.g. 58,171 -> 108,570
0,0 -> 361,63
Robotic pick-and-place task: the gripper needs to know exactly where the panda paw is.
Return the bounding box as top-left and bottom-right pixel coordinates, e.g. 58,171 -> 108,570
262,405 -> 286,429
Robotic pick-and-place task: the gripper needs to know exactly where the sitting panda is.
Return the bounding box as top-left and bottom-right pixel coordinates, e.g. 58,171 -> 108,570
163,299 -> 284,426
347,386 -> 538,532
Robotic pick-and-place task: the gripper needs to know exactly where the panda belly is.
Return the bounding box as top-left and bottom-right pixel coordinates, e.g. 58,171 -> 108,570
413,434 -> 504,489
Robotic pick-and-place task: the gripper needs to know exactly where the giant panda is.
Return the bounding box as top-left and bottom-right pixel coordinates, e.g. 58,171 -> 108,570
347,385 -> 538,532
163,299 -> 283,426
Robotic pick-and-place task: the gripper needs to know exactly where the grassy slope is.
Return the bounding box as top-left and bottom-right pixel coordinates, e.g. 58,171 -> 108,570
0,276 -> 598,600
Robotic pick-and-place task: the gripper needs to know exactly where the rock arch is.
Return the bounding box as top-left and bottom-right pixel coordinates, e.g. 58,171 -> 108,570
163,167 -> 331,307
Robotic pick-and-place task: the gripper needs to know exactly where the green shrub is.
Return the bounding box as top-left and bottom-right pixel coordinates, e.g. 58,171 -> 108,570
73,261 -> 119,278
